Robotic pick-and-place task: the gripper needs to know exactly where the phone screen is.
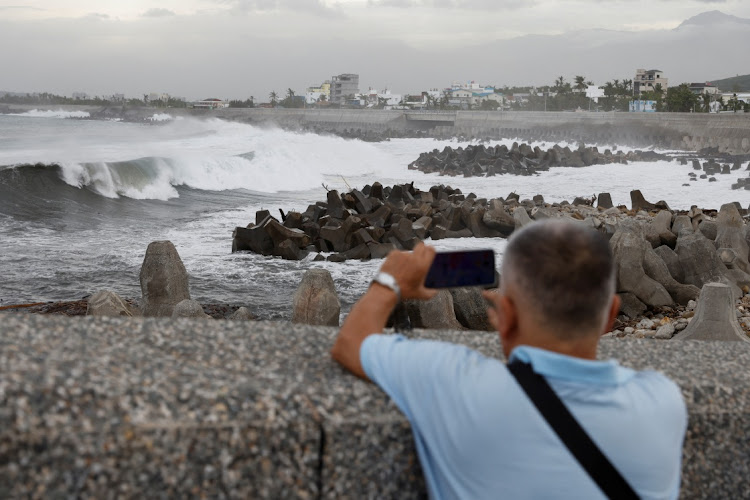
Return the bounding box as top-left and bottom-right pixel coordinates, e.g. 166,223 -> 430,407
424,249 -> 497,289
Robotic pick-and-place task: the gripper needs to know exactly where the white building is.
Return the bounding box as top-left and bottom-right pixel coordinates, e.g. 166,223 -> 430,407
192,98 -> 229,109
585,86 -> 605,103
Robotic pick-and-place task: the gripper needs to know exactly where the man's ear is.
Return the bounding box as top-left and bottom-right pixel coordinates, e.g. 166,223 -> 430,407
497,294 -> 519,345
602,295 -> 621,335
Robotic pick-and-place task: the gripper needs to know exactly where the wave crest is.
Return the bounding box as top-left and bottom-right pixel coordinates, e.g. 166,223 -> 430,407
9,109 -> 91,119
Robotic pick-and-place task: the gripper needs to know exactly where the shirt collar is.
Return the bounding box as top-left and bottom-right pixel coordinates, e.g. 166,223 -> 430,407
509,345 -> 634,386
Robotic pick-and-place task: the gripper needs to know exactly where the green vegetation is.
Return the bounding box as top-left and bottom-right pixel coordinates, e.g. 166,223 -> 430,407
665,84 -> 699,112
228,97 -> 255,108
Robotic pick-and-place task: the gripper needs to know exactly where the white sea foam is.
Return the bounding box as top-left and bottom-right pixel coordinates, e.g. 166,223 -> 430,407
44,119 -> 405,199
148,113 -> 174,122
10,109 -> 91,119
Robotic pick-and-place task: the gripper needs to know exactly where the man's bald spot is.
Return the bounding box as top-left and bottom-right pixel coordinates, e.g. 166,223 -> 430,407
501,220 -> 616,338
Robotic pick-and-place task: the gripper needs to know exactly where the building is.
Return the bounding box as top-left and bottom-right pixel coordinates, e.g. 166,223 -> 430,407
330,74 -> 359,105
446,81 -> 502,109
634,69 -> 668,95
305,81 -> 331,105
586,86 -> 605,103
192,98 -> 229,109
359,88 -> 402,108
689,82 -> 721,96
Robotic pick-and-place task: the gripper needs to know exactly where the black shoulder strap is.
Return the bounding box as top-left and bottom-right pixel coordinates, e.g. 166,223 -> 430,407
508,360 -> 640,500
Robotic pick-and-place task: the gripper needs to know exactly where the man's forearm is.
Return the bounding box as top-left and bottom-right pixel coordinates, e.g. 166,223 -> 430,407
331,284 -> 399,379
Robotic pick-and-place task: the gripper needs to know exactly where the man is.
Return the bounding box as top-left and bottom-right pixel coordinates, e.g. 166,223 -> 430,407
331,220 -> 687,499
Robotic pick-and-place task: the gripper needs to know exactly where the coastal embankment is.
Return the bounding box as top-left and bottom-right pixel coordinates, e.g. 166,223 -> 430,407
2,104 -> 749,154
0,313 -> 747,498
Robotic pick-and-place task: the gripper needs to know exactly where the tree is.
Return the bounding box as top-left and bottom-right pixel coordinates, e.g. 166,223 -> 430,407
554,76 -> 566,92
665,84 -> 698,112
286,88 -> 295,100
574,76 -> 587,92
269,91 -> 278,106
480,99 -> 500,111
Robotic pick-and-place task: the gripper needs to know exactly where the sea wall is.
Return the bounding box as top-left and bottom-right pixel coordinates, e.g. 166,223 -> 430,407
2,103 -> 749,153
1,313 -> 749,498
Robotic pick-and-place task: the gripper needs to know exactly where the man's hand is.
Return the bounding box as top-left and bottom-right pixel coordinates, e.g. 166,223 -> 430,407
331,243 -> 438,379
379,243 -> 438,300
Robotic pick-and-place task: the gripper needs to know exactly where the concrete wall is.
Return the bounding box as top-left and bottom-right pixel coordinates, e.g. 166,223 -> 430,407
2,104 -> 749,153
1,314 -> 749,498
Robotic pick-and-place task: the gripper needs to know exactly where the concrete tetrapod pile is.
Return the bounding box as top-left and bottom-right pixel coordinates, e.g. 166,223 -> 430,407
408,142 -> 670,177
229,185 -> 750,335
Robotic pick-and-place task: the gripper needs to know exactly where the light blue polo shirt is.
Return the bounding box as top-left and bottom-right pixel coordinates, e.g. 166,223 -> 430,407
361,335 -> 687,500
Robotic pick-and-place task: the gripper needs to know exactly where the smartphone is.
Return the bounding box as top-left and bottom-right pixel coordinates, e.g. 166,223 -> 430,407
424,249 -> 497,289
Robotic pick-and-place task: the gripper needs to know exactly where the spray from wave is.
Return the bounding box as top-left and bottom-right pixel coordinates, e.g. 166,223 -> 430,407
0,118 -> 403,200
9,109 -> 91,119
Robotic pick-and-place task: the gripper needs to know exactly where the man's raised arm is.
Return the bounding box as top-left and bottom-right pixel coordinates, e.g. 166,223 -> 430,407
331,243 -> 437,379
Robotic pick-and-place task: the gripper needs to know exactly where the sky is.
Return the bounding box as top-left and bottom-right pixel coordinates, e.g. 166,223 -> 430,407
1,0 -> 749,100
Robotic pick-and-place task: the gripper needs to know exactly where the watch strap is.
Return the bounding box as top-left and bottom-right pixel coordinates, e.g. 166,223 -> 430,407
372,272 -> 401,300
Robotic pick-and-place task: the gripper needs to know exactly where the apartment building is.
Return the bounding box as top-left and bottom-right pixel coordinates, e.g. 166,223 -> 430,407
634,69 -> 668,95
330,74 -> 359,105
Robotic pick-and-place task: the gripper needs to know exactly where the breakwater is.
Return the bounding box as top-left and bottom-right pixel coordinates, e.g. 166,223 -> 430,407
2,104 -> 749,154
1,313 -> 748,498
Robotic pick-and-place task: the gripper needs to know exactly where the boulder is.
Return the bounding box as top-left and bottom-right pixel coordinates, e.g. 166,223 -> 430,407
654,245 -> 685,283
277,239 -> 304,261
673,283 -> 749,342
697,220 -> 717,241
450,288 -> 493,331
140,241 -> 191,317
482,206 -> 515,235
172,299 -> 211,319
265,220 -> 311,249
326,190 -> 345,219
675,231 -> 741,299
618,292 -> 647,319
714,203 -> 750,274
291,269 -> 341,326
609,229 -> 672,307
405,290 -> 463,329
671,215 -> 693,236
646,210 -> 677,249
630,190 -> 656,211
643,248 -> 700,305
229,307 -> 256,320
513,206 -> 533,229
232,225 -> 275,255
86,290 -> 136,317
597,193 -> 614,209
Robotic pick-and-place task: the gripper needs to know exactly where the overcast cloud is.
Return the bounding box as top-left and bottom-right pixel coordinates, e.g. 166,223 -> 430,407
1,0 -> 749,100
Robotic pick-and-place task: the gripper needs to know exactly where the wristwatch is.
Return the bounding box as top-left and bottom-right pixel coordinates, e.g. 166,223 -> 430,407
372,272 -> 401,300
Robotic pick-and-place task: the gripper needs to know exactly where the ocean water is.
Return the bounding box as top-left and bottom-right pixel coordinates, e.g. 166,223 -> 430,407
1,112 -> 748,319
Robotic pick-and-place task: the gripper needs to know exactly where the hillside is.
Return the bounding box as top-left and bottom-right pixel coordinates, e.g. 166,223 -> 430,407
709,74 -> 750,92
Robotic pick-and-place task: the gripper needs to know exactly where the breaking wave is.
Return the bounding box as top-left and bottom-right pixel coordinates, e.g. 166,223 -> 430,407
0,117 -> 403,200
9,109 -> 91,119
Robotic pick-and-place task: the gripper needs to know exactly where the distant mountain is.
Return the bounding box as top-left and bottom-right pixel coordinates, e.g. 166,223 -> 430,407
708,74 -> 750,92
676,10 -> 750,29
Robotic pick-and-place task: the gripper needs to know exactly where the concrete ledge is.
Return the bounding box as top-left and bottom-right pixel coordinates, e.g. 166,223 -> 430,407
1,314 -> 749,498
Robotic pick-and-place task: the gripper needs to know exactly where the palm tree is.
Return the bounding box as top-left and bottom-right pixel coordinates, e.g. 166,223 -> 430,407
574,76 -> 587,92
269,91 -> 278,106
286,88 -> 295,100
555,76 -> 565,93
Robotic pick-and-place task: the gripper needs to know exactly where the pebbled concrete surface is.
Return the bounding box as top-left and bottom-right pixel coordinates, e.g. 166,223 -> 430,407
1,313 -> 749,498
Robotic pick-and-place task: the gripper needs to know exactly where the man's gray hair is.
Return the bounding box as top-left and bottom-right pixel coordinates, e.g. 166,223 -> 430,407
501,219 -> 616,337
